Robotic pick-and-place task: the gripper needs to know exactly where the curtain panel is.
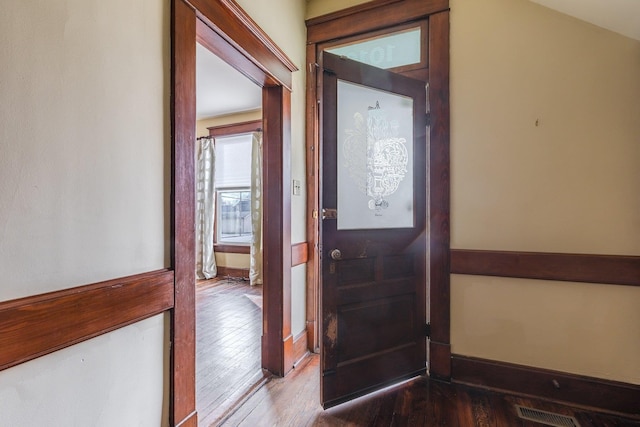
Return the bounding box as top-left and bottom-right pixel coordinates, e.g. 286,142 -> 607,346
250,132 -> 263,285
196,136 -> 217,279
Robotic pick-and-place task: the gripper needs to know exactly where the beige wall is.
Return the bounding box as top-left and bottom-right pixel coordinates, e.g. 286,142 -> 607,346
215,252 -> 249,269
0,0 -> 169,424
452,276 -> 640,383
451,0 -> 640,255
450,0 -> 640,384
305,0 -> 371,19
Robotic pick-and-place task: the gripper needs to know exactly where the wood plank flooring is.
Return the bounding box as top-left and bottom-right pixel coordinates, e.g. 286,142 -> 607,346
196,277 -> 265,427
197,278 -> 639,426
222,354 -> 640,427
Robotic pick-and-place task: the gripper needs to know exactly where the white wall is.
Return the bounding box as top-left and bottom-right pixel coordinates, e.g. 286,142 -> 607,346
0,0 -> 170,424
0,314 -> 168,427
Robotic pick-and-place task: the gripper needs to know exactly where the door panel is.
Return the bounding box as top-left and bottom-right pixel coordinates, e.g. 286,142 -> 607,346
320,52 -> 428,408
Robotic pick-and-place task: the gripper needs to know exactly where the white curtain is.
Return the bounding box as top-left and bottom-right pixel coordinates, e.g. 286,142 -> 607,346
196,136 -> 217,279
249,132 -> 263,285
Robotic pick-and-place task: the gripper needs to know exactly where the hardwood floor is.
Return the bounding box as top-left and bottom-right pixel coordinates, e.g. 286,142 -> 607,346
196,277 -> 266,427
197,278 -> 639,426
222,354 -> 640,427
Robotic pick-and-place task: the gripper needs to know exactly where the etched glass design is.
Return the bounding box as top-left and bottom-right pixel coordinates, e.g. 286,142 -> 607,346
337,80 -> 414,230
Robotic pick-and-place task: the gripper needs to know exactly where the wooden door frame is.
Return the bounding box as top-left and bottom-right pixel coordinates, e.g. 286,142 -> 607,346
171,0 -> 297,425
305,0 -> 451,380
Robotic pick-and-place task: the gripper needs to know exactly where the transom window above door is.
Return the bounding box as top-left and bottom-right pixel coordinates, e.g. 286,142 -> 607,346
323,22 -> 427,72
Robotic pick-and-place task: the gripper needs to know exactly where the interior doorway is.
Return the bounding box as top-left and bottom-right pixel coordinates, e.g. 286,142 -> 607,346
194,40 -> 265,425
171,1 -> 298,424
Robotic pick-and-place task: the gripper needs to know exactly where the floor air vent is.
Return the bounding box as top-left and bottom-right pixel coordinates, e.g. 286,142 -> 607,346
515,405 -> 581,427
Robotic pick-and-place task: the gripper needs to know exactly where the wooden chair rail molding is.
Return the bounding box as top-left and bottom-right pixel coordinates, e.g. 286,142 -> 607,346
0,269 -> 174,372
451,249 -> 640,287
292,242 -> 308,267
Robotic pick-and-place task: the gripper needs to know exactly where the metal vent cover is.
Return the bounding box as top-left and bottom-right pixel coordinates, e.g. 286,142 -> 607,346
515,405 -> 581,427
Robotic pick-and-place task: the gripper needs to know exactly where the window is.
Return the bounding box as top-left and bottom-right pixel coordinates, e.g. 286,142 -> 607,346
214,133 -> 253,245
323,23 -> 426,72
217,189 -> 251,243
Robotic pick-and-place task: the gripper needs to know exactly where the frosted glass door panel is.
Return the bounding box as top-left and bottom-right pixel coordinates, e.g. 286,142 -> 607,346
337,80 -> 414,230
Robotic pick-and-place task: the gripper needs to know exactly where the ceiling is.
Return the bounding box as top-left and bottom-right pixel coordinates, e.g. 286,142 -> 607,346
195,43 -> 262,120
530,0 -> 640,41
195,1 -> 639,120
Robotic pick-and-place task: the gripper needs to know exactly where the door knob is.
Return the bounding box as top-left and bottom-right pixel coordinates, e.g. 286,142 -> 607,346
330,249 -> 342,260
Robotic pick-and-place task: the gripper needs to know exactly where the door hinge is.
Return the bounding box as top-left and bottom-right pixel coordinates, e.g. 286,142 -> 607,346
424,323 -> 431,338
312,209 -> 318,219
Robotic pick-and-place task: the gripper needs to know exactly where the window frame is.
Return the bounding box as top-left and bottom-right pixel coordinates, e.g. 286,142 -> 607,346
320,20 -> 429,80
207,119 -> 262,254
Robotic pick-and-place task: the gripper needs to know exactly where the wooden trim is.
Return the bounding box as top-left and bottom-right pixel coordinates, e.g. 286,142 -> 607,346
429,341 -> 451,381
174,3 -> 294,425
305,0 -> 403,27
318,21 -> 429,76
218,0 -> 298,74
196,18 -> 275,88
451,250 -> 640,287
427,10 -> 451,379
0,269 -> 173,372
292,242 -> 309,267
215,244 -> 250,254
216,266 -> 249,279
451,355 -> 640,417
207,120 -> 262,137
293,330 -> 309,368
305,41 -> 320,354
261,86 -> 293,376
175,411 -> 198,427
172,1 -> 198,425
190,0 -> 297,90
306,0 -> 449,44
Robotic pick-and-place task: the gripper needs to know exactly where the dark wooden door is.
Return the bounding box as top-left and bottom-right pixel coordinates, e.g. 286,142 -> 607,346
320,52 -> 428,408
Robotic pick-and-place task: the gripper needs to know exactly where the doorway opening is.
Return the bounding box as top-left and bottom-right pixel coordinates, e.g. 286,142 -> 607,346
194,40 -> 266,425
171,1 -> 297,424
